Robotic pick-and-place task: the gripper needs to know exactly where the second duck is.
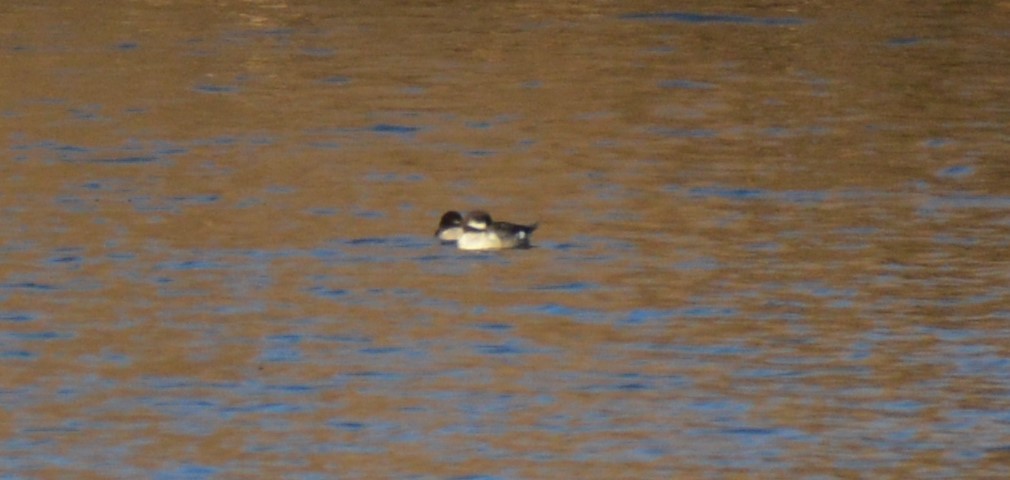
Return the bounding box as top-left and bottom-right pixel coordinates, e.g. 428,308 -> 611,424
457,210 -> 538,250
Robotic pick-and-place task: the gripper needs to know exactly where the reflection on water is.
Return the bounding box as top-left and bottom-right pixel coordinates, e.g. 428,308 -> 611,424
3,0 -> 1010,478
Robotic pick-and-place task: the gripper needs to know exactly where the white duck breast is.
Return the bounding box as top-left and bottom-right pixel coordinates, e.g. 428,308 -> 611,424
458,229 -> 505,250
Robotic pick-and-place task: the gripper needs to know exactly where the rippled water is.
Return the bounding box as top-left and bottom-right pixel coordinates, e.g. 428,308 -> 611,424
3,1 -> 1010,478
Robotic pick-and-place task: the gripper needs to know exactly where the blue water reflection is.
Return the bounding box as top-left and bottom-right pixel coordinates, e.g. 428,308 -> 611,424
620,12 -> 807,26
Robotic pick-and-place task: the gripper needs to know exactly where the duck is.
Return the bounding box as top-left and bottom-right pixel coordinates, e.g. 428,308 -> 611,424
434,211 -> 464,243
457,210 -> 538,250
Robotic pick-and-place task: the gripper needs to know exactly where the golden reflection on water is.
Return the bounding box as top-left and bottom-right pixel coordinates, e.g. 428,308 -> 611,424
3,0 -> 1010,478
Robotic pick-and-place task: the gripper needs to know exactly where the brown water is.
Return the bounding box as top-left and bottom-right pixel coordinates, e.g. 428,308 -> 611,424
3,1 -> 1010,478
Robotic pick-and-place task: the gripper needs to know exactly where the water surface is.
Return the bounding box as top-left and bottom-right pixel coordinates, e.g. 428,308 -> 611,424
3,1 -> 1009,478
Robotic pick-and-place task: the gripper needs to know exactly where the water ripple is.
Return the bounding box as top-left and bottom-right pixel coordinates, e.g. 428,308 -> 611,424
620,11 -> 807,26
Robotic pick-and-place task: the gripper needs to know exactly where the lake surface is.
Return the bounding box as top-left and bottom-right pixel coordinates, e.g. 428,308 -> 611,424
3,1 -> 1010,478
